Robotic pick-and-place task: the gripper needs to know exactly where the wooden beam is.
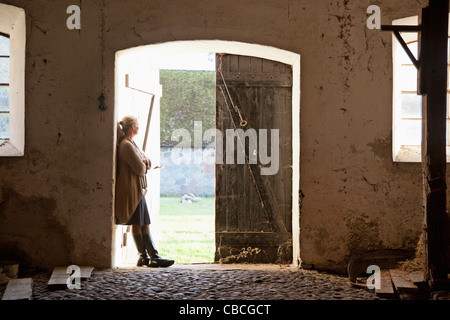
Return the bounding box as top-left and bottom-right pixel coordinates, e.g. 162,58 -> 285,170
381,25 -> 421,32
419,0 -> 450,287
393,31 -> 420,69
216,232 -> 288,246
390,269 -> 419,294
142,95 -> 155,152
375,270 -> 396,299
125,74 -> 159,96
217,73 -> 293,88
409,271 -> 425,284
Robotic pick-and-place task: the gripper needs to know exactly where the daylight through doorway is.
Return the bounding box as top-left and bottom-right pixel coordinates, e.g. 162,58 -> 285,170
113,41 -> 301,268
158,53 -> 216,264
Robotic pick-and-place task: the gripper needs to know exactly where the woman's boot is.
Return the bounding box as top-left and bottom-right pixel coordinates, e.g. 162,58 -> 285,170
132,234 -> 150,267
142,233 -> 175,268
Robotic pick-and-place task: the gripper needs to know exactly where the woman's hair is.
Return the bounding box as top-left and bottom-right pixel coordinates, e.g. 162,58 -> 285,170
119,115 -> 138,136
117,115 -> 137,145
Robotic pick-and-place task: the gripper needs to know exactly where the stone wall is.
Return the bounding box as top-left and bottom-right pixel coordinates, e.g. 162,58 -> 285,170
160,147 -> 215,197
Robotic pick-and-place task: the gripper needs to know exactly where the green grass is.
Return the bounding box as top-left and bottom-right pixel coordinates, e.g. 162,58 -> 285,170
158,196 -> 215,264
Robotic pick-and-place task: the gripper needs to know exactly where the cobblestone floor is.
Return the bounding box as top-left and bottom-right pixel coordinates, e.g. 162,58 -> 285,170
6,264 -> 379,300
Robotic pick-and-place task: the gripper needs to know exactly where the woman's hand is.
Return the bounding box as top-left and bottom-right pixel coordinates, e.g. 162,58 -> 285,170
142,153 -> 150,166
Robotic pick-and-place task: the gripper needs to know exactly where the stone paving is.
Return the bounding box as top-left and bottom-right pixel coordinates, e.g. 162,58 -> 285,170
5,264 -> 379,300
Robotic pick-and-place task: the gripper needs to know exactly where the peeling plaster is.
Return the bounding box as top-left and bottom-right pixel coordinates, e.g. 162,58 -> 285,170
367,136 -> 392,160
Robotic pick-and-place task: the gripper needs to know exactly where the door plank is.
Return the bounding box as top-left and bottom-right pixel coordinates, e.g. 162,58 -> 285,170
389,269 -> 419,293
215,54 -> 292,263
409,271 -> 425,284
375,270 -> 395,299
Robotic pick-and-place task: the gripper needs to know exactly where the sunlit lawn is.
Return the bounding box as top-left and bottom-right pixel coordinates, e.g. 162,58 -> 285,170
158,196 -> 215,264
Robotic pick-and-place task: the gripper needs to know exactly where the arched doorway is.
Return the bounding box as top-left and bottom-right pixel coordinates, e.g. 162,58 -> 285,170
113,40 -> 300,267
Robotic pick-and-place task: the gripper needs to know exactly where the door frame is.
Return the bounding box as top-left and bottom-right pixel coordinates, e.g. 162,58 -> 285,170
112,40 -> 301,267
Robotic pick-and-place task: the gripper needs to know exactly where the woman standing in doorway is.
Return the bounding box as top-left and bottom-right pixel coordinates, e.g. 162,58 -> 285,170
115,115 -> 174,268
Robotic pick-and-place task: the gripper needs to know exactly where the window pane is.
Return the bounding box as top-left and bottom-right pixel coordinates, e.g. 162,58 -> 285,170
0,86 -> 9,112
398,41 -> 418,65
448,94 -> 450,118
0,57 -> 10,83
398,119 -> 421,145
448,38 -> 450,64
399,66 -> 418,92
401,93 -> 422,118
0,35 -> 10,56
0,113 -> 9,139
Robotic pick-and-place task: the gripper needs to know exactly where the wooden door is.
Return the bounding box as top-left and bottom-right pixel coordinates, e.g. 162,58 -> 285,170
116,66 -> 162,266
215,54 -> 293,263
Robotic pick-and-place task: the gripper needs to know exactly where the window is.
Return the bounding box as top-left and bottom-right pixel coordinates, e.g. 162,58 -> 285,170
0,32 -> 10,139
0,4 -> 25,157
392,15 -> 450,162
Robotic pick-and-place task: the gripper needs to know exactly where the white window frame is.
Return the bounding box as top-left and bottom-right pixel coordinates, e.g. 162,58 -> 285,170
0,32 -> 11,138
393,15 -> 450,162
0,4 -> 25,157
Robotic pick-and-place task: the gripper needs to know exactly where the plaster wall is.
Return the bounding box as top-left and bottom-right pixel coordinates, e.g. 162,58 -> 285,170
0,0 -> 433,273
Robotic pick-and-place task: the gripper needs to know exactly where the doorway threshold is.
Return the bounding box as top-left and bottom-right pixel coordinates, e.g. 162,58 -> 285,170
116,263 -> 297,272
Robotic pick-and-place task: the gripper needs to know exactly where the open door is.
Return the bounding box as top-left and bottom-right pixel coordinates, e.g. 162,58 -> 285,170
215,54 -> 293,263
114,54 -> 162,266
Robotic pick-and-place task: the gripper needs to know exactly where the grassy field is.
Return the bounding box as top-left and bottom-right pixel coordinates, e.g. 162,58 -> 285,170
158,196 -> 215,263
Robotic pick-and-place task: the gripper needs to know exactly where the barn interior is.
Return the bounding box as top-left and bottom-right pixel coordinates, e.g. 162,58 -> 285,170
0,0 -> 449,302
